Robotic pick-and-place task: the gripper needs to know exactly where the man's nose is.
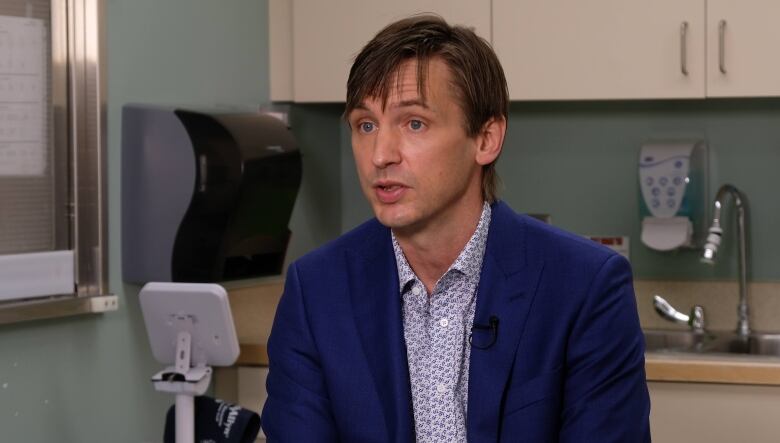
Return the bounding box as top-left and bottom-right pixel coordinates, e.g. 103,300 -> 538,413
371,127 -> 401,168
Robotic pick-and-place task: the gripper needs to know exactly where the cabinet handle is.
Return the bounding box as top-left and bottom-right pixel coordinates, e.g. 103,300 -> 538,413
719,19 -> 727,74
680,21 -> 689,76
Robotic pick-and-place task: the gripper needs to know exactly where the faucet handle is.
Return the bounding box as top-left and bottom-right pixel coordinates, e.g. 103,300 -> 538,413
653,295 -> 690,323
690,305 -> 705,333
653,295 -> 706,333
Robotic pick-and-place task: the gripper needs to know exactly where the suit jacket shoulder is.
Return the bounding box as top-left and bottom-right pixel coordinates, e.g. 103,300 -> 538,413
483,202 -> 648,443
294,218 -> 389,272
489,200 -> 626,282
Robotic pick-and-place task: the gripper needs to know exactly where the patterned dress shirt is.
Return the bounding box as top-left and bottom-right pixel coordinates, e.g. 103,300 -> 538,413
392,202 -> 491,442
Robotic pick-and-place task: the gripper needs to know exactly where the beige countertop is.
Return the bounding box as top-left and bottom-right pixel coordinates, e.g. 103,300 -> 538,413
235,346 -> 780,386
646,352 -> 780,385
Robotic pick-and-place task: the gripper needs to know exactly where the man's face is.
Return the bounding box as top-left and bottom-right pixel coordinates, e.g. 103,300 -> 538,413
347,58 -> 483,234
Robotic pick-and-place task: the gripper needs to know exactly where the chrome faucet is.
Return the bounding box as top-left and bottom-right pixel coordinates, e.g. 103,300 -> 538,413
701,184 -> 750,338
653,295 -> 706,333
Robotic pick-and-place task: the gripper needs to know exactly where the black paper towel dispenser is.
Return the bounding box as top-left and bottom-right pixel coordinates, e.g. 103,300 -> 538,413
121,105 -> 302,283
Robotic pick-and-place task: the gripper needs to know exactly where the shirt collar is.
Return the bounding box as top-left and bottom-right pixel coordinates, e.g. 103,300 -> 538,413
392,201 -> 492,294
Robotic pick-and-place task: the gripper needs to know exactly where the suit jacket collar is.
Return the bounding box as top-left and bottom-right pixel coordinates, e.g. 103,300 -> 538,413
347,224 -> 414,443
467,201 -> 545,441
346,201 -> 544,442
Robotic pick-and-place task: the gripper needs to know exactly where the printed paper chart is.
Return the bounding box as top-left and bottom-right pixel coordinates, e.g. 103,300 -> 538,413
0,15 -> 46,176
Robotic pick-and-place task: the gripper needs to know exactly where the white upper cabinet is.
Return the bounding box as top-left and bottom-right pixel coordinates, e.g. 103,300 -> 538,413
269,0 -> 293,101
493,0 -> 706,100
289,0 -> 491,102
271,0 -> 780,101
706,0 -> 780,97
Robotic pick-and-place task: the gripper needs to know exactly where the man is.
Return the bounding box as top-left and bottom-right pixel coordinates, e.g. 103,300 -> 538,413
261,15 -> 650,442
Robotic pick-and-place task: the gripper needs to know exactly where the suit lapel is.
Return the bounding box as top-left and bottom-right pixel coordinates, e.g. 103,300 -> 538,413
344,204 -> 543,442
347,224 -> 414,443
467,202 -> 545,441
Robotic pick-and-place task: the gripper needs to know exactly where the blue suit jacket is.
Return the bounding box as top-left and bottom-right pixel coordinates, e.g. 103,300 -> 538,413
261,201 -> 651,442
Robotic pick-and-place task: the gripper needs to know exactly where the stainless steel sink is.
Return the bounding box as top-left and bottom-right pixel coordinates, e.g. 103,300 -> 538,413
643,329 -> 780,357
643,329 -> 716,352
711,333 -> 780,356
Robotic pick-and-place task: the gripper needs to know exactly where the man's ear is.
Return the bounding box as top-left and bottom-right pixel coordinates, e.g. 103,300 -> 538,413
475,116 -> 507,166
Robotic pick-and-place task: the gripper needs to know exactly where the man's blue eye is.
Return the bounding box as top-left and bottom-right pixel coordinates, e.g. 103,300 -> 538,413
360,122 -> 375,133
409,120 -> 423,130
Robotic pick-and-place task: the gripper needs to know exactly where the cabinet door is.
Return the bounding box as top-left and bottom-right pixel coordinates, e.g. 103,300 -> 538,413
493,0 -> 705,100
649,381 -> 780,443
707,0 -> 780,97
292,0 -> 491,102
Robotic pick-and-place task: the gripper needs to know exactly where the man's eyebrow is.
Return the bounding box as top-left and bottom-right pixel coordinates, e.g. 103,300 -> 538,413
348,99 -> 429,117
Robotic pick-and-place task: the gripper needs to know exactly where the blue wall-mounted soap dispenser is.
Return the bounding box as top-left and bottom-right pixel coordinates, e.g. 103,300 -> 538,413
638,140 -> 708,251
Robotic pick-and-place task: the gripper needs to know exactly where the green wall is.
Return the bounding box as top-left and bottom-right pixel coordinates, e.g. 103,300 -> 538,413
340,99 -> 780,281
285,104 -> 344,267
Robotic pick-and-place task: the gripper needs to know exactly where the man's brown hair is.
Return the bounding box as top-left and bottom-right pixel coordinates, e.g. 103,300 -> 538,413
345,14 -> 509,203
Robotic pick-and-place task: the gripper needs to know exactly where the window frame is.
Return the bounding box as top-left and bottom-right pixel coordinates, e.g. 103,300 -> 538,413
0,0 -> 115,324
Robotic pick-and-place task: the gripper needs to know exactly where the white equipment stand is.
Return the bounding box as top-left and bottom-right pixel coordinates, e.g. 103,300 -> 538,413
140,282 -> 240,443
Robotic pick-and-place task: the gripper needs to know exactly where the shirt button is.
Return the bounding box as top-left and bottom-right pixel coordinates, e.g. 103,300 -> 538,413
436,383 -> 447,393
439,318 -> 449,328
411,286 -> 421,296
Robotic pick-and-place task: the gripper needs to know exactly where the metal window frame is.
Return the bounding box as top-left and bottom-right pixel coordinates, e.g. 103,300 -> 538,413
0,0 -> 116,324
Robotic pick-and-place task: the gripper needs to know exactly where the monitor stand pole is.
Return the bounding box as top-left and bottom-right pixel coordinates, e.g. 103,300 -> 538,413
151,330 -> 212,443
